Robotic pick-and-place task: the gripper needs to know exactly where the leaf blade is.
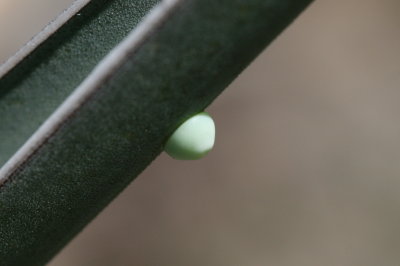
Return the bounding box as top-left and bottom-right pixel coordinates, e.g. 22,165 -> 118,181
0,0 -> 313,265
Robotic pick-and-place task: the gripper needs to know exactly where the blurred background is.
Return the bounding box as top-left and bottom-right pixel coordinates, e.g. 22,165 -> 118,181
2,0 -> 400,265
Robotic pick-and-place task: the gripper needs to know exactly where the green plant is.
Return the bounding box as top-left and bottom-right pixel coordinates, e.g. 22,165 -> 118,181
0,0 -> 313,265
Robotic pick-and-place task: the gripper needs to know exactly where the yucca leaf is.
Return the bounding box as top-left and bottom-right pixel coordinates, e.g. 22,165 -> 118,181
0,0 -> 312,265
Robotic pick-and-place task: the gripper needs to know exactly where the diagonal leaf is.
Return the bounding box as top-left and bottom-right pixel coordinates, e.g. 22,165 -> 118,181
0,0 -> 313,265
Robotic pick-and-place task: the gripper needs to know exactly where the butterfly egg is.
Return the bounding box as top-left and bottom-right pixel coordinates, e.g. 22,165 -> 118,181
165,112 -> 215,160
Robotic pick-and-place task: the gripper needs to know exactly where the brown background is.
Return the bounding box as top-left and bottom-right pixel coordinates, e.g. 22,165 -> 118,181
1,0 -> 400,265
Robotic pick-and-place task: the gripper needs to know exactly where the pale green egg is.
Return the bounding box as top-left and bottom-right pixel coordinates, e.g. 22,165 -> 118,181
165,112 -> 215,160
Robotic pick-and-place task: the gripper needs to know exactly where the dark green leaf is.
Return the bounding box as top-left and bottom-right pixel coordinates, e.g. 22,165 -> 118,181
0,0 -> 312,265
